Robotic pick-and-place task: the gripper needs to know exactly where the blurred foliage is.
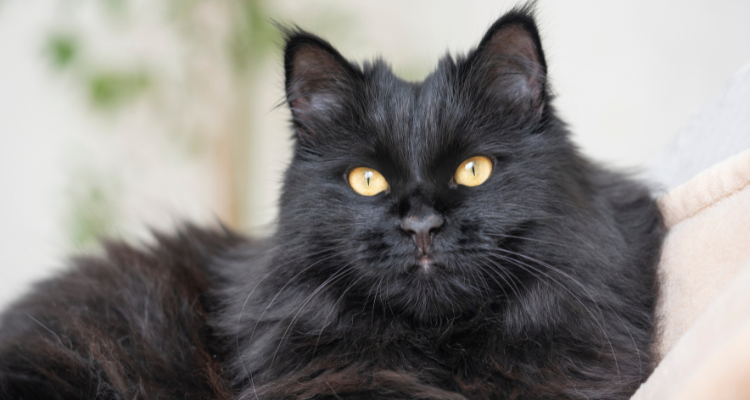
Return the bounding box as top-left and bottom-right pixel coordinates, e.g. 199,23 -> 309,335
44,35 -> 151,111
42,0 -> 359,248
45,0 -> 282,248
227,0 -> 279,73
66,176 -> 119,251
46,34 -> 79,69
102,0 -> 127,16
88,70 -> 150,110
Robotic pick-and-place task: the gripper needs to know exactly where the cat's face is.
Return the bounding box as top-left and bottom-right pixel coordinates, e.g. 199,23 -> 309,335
278,13 -> 572,320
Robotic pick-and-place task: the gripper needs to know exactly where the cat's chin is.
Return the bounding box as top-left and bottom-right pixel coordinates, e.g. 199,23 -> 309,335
390,257 -> 484,320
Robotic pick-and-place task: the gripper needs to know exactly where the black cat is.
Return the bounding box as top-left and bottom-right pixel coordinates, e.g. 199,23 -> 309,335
0,7 -> 663,400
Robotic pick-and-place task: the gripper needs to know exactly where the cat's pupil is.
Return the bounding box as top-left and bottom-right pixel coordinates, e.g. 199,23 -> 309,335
365,170 -> 373,186
468,162 -> 476,176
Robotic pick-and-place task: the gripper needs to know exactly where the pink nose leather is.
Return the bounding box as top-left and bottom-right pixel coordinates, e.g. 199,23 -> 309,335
401,215 -> 444,255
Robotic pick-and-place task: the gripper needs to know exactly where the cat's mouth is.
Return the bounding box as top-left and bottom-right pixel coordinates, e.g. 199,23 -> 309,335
408,255 -> 442,275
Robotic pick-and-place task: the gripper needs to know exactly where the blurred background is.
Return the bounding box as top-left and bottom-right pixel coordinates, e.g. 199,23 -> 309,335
1,0 -> 749,309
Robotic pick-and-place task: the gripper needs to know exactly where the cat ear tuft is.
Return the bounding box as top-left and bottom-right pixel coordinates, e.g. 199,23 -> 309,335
471,8 -> 547,116
283,29 -> 357,139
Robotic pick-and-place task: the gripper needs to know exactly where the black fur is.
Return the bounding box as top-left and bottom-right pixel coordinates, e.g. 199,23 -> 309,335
0,7 -> 664,400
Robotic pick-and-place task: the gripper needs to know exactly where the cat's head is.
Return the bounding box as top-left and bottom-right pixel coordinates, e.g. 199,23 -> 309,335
276,8 -> 578,321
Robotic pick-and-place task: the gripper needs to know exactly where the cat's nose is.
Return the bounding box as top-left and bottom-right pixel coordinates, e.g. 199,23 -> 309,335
401,215 -> 444,255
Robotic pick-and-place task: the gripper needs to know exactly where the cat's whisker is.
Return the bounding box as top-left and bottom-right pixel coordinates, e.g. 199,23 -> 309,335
361,276 -> 377,316
312,273 -> 369,359
489,242 -> 645,382
239,247 -> 359,383
236,246 -> 350,395
476,256 -> 526,300
474,260 -> 519,301
235,247 -> 342,343
267,263 -> 356,371
466,264 -> 489,304
385,279 -> 396,318
480,250 -> 623,382
488,231 -> 570,249
487,226 -> 615,267
372,277 -> 384,322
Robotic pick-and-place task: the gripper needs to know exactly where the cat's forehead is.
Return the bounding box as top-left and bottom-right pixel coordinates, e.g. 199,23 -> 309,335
285,23 -> 546,172
356,64 -> 485,170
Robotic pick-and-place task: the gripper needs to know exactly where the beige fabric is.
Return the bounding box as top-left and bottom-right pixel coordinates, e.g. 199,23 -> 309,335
659,148 -> 750,227
631,148 -> 750,399
632,259 -> 750,400
654,148 -> 750,356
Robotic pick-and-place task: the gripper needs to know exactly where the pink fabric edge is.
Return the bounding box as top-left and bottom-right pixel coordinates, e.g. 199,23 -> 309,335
658,148 -> 750,228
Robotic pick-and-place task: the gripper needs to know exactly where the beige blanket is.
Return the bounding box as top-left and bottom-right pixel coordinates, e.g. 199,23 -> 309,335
632,148 -> 750,399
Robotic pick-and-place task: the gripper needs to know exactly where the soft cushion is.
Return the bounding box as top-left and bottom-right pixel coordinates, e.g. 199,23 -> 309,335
632,148 -> 750,399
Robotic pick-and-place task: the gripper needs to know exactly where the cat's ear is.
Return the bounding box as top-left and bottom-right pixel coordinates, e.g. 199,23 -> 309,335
469,9 -> 547,117
284,30 -> 358,139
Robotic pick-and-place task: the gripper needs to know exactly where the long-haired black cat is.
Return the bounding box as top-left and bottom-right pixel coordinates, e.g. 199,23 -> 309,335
0,7 -> 663,400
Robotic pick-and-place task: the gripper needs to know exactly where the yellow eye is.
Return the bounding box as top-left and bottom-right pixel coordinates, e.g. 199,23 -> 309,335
454,156 -> 493,187
348,167 -> 389,196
